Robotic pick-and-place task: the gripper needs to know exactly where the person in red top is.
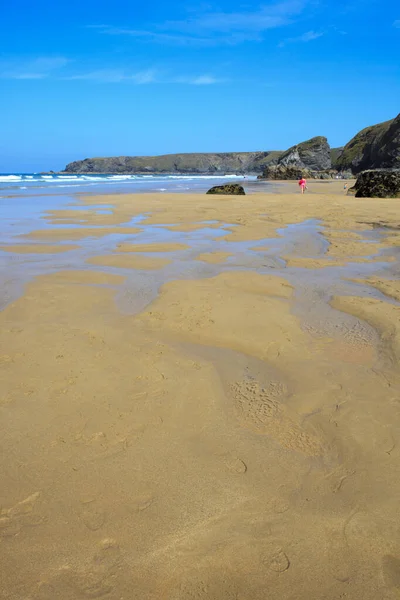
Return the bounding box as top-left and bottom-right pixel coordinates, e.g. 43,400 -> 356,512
298,176 -> 307,194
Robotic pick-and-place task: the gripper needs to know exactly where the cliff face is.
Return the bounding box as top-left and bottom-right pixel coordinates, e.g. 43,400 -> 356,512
61,114 -> 400,176
277,136 -> 332,171
260,136 -> 331,179
331,147 -> 344,169
336,114 -> 400,173
63,151 -> 283,174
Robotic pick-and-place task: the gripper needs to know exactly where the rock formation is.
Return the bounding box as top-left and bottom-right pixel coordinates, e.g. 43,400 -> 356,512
259,136 -> 331,179
260,165 -> 312,180
63,151 -> 282,175
61,113 -> 400,177
336,114 -> 400,174
349,169 -> 400,198
279,136 -> 332,171
206,183 -> 246,195
331,147 -> 344,168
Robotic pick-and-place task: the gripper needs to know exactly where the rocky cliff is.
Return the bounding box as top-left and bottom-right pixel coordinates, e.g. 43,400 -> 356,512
63,151 -> 283,174
278,136 -> 332,171
260,136 -> 331,179
331,147 -> 344,168
336,114 -> 400,174
62,114 -> 400,176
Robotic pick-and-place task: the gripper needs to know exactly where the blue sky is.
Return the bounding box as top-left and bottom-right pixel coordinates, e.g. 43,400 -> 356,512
1,0 -> 399,171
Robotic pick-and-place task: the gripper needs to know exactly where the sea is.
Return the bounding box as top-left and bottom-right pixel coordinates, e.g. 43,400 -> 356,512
0,172 -> 265,198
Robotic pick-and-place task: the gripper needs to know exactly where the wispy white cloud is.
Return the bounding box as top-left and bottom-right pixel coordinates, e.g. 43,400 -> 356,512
190,75 -> 221,85
65,70 -> 223,85
330,25 -> 347,36
96,28 -> 219,46
131,70 -> 157,84
173,74 -> 223,85
0,56 -> 69,79
393,20 -> 400,28
64,69 -> 157,83
1,56 -> 224,86
94,1 -> 308,46
278,29 -> 323,46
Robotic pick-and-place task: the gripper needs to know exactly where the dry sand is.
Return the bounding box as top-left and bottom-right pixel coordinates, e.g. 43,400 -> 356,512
283,256 -> 347,268
1,183 -> 400,600
353,276 -> 400,302
283,256 -> 395,268
326,238 -> 385,259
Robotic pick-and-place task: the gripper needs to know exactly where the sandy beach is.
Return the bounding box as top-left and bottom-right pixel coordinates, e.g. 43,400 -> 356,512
1,181 -> 400,599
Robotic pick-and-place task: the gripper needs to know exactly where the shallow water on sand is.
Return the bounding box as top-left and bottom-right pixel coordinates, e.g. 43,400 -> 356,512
0,192 -> 397,362
1,198 -> 397,315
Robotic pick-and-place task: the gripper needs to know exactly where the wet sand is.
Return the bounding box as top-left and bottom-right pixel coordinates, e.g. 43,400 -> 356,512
1,182 -> 400,599
116,242 -> 190,253
196,251 -> 232,264
0,243 -> 80,254
25,226 -> 141,241
87,254 -> 172,270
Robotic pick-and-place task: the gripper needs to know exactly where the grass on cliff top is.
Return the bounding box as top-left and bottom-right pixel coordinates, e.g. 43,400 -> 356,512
337,119 -> 394,167
331,147 -> 344,167
279,136 -> 328,161
298,136 -> 328,148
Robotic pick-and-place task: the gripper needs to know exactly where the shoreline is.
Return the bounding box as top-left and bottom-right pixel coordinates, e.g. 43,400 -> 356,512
0,173 -> 357,203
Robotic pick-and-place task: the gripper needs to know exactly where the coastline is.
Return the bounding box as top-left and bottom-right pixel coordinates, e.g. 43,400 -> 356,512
1,182 -> 400,599
0,171 -> 355,200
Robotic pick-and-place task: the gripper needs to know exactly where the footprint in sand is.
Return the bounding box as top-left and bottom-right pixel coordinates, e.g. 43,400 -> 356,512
69,431 -> 130,466
231,379 -> 283,425
134,492 -> 155,512
230,379 -> 322,456
171,575 -> 239,600
0,492 -> 44,538
35,538 -> 123,599
342,320 -> 375,348
81,503 -> 106,532
261,547 -> 290,573
326,529 -> 356,583
224,456 -> 248,475
271,484 -> 294,514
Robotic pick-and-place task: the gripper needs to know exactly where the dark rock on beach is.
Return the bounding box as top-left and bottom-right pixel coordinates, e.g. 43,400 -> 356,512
206,183 -> 246,195
261,165 -> 313,180
349,169 -> 400,198
313,170 -> 335,179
